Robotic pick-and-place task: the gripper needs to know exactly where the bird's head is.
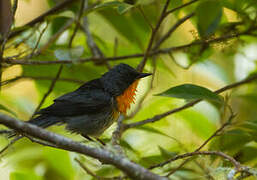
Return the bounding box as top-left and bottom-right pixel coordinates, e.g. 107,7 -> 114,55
100,63 -> 151,97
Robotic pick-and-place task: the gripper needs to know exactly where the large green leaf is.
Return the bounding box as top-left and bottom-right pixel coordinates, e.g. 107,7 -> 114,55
211,129 -> 253,152
178,108 -> 216,139
196,0 -> 222,37
222,0 -> 257,16
156,84 -> 223,103
43,148 -> 74,180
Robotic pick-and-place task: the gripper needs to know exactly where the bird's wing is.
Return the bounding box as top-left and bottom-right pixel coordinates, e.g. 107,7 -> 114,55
37,79 -> 112,116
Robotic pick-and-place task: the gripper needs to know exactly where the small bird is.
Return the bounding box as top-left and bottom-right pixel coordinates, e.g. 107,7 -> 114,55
21,63 -> 151,139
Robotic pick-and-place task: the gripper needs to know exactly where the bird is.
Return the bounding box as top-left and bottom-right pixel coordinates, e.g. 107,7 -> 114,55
11,63 -> 151,140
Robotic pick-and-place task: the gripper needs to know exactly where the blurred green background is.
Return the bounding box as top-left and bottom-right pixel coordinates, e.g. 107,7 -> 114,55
1,0 -> 257,179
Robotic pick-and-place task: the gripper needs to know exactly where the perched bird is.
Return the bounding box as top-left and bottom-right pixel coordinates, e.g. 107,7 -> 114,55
19,63 -> 151,139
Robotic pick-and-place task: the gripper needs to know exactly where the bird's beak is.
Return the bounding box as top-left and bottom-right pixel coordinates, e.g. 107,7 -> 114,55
137,73 -> 152,79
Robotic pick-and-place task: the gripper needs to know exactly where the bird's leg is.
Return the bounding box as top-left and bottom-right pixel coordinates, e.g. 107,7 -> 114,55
82,134 -> 94,141
81,134 -> 106,146
96,138 -> 106,146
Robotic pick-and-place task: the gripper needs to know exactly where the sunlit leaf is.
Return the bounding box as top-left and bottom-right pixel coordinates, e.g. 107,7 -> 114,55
84,1 -> 133,15
135,126 -> 174,139
156,84 -> 223,103
10,171 -> 42,180
0,104 -> 16,117
178,109 -> 216,138
211,129 -> 253,152
43,148 -> 74,179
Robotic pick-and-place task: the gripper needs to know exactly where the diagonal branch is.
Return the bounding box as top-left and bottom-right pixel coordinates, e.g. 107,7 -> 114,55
152,12 -> 195,50
68,0 -> 85,48
7,0 -> 80,41
149,151 -> 241,171
137,0 -> 171,72
32,65 -> 63,116
164,0 -> 199,17
0,113 -> 167,180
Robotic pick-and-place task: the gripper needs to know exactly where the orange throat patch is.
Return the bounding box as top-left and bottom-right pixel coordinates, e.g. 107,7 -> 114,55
116,80 -> 139,115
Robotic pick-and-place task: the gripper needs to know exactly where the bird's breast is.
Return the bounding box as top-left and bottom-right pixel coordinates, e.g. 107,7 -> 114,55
116,80 -> 139,115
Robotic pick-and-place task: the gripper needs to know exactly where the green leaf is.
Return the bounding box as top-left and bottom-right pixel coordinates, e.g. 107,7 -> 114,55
211,129 -> 253,152
95,166 -> 120,177
135,126 -> 176,140
156,84 -> 223,103
234,146 -> 257,163
43,148 -> 74,179
158,146 -> 177,159
196,0 -> 222,37
117,3 -> 133,14
0,103 -> 16,117
139,155 -> 166,167
179,109 -> 216,138
136,0 -> 155,5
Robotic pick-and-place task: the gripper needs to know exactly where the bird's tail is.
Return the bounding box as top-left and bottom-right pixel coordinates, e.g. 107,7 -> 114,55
7,115 -> 61,138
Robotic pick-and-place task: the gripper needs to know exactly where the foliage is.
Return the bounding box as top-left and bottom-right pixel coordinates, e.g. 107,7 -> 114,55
0,0 -> 257,179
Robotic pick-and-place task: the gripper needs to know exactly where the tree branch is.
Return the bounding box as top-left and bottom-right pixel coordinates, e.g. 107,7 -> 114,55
1,75 -> 83,87
149,151 -> 241,170
4,28 -> 255,66
0,113 -> 167,180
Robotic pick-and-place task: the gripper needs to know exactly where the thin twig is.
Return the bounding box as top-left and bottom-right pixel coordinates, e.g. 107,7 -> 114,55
4,28 -> 255,66
0,135 -> 23,155
7,0 -> 80,41
81,0 -> 111,69
149,151 -> 241,170
153,12 -> 195,50
32,65 -> 63,116
165,111 -> 235,176
164,0 -> 199,17
75,158 -> 121,180
29,22 -> 49,57
137,0 -> 171,72
38,18 -> 75,54
1,75 -> 83,87
68,0 -> 85,48
137,6 -> 153,30
24,135 -> 58,148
